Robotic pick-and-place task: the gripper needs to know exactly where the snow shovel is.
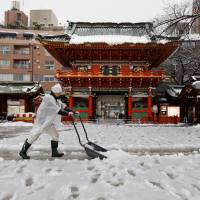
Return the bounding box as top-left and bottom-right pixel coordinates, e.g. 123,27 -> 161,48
72,116 -> 107,160
78,115 -> 107,153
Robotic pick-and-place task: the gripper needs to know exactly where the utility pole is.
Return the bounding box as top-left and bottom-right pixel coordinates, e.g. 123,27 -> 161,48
29,42 -> 35,83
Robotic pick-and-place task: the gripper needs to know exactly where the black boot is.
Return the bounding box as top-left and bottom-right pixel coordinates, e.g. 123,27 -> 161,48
19,139 -> 31,159
51,140 -> 64,157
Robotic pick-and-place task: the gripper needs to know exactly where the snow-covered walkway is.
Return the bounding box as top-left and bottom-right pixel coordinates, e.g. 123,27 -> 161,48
0,122 -> 200,158
0,122 -> 200,200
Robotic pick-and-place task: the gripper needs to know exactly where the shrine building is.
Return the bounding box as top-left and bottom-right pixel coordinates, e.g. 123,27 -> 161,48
38,22 -> 179,122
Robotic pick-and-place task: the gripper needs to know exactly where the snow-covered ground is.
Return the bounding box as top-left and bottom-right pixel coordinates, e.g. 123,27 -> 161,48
0,122 -> 200,200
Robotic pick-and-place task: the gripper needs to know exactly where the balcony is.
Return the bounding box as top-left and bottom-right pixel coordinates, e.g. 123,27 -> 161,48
14,60 -> 30,69
14,47 -> 30,55
57,69 -> 164,78
56,69 -> 165,88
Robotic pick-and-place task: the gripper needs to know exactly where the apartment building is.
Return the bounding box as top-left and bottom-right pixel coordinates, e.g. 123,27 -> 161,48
30,10 -> 58,28
5,0 -> 28,28
0,28 -> 65,92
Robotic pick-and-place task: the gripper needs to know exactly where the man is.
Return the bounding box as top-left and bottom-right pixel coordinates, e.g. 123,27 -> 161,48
19,83 -> 77,159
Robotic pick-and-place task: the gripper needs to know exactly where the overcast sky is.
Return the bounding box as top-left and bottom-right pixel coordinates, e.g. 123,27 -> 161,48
0,0 -> 190,26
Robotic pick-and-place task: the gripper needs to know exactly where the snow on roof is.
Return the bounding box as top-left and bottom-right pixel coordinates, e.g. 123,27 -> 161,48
192,81 -> 200,90
38,21 -> 177,45
69,34 -> 171,45
23,32 -> 35,35
166,85 -> 184,98
69,34 -> 151,45
0,83 -> 42,94
0,31 -> 18,35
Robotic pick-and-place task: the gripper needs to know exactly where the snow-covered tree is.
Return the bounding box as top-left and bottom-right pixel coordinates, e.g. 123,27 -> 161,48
154,0 -> 200,85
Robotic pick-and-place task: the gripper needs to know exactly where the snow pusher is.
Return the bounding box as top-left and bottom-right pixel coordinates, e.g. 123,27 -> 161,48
72,116 -> 107,160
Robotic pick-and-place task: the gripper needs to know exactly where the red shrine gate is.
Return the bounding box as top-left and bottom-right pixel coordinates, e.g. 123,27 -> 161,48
38,22 -> 179,122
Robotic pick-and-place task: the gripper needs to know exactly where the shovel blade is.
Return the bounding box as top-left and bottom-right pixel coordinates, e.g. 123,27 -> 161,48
88,141 -> 107,152
84,146 -> 107,160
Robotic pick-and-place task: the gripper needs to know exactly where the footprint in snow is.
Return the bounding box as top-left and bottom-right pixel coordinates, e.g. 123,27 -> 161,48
67,186 -> 79,200
44,168 -> 52,173
127,169 -> 136,177
87,165 -> 95,171
192,184 -> 200,191
147,181 -> 165,190
165,172 -> 178,180
96,197 -> 106,200
25,177 -> 34,187
44,168 -> 63,175
91,171 -> 101,183
139,161 -> 151,170
16,165 -> 26,174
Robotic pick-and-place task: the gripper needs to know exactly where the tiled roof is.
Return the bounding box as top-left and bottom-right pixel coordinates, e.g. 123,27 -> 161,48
66,22 -> 154,37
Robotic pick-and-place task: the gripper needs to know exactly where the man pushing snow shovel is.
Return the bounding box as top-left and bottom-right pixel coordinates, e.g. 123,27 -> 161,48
19,83 -> 78,159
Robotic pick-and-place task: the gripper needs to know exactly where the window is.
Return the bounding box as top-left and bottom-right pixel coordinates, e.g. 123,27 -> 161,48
13,74 -> 23,81
44,60 -> 55,70
13,74 -> 30,82
14,60 -> 30,69
0,45 -> 10,54
0,60 -> 10,68
16,13 -> 21,22
23,74 -> 31,82
0,33 -> 16,40
34,75 -> 43,82
14,46 -> 30,55
181,41 -> 196,48
0,74 -> 13,81
43,75 -> 55,82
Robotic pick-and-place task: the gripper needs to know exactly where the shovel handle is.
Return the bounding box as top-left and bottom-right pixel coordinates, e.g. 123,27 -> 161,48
72,120 -> 84,147
79,115 -> 90,142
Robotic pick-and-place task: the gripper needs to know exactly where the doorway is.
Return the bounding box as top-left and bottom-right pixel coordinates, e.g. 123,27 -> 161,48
96,95 -> 125,119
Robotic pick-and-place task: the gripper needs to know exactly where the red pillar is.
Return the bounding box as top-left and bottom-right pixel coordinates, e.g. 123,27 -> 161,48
69,96 -> 73,110
148,87 -> 153,119
88,95 -> 93,118
88,87 -> 93,119
128,96 -> 132,119
128,87 -> 132,119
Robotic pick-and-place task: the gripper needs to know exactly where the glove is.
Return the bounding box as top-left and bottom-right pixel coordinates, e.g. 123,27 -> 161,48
74,111 -> 80,115
68,112 -> 74,117
64,107 -> 72,112
58,109 -> 69,116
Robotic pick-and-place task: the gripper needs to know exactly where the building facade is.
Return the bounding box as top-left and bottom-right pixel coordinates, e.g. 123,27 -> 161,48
5,8 -> 28,28
30,10 -> 58,28
38,22 -> 179,121
0,28 -> 65,91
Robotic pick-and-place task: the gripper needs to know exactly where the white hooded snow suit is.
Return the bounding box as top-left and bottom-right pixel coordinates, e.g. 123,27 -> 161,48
27,93 -> 65,144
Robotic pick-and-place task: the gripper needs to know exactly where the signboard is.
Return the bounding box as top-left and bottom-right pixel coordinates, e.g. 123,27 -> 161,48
167,106 -> 180,117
